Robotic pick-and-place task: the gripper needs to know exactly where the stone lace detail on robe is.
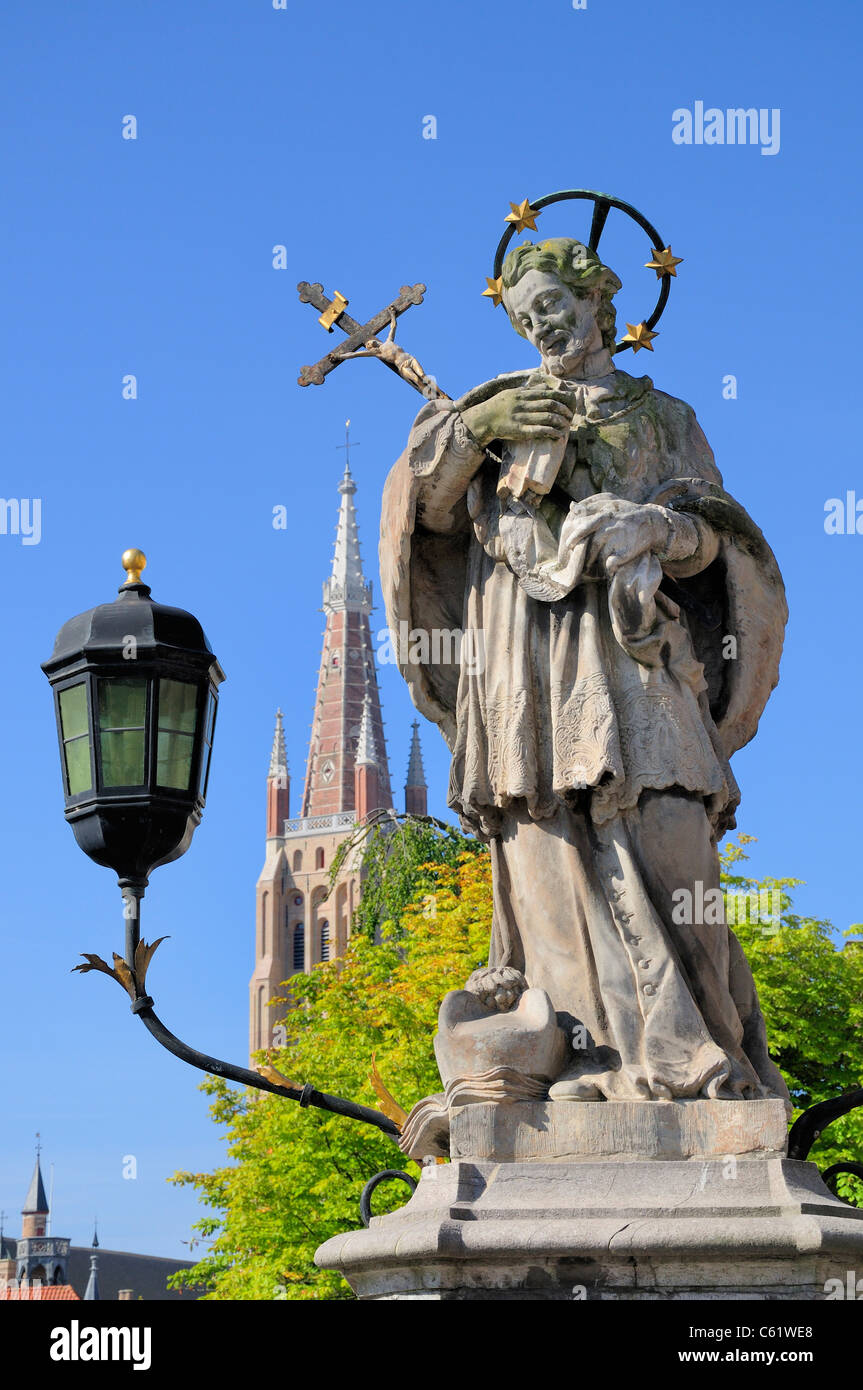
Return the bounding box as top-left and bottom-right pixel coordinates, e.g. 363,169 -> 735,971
448,468 -> 735,833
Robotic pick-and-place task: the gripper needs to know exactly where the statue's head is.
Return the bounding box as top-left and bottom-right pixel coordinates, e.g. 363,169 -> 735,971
502,237 -> 622,376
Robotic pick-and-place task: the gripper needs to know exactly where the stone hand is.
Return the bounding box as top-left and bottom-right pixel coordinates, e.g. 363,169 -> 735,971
461,385 -> 574,449
590,504 -> 675,577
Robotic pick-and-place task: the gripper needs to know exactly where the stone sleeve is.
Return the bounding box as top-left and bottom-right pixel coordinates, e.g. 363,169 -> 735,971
656,510 -> 720,578
408,400 -> 488,535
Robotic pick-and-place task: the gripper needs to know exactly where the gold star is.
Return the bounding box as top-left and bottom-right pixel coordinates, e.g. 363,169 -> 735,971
482,275 -> 504,306
504,198 -> 541,234
644,245 -> 683,278
621,322 -> 659,353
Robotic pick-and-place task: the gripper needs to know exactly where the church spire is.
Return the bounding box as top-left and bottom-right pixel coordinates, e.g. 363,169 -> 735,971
269,708 -> 287,779
21,1138 -> 49,1243
266,708 -> 290,837
323,428 -> 373,615
23,1150 -> 48,1219
405,721 -> 428,816
301,458 -> 392,818
354,690 -> 382,821
355,692 -> 378,768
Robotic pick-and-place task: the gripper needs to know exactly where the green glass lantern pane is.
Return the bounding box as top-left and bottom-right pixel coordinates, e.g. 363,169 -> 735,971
64,736 -> 92,796
157,731 -> 194,790
99,678 -> 147,730
206,690 -> 217,743
101,729 -> 146,786
198,690 -> 217,795
59,683 -> 89,740
158,679 -> 198,733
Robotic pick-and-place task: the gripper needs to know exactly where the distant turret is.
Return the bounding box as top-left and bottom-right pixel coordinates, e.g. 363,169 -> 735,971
404,721 -> 428,817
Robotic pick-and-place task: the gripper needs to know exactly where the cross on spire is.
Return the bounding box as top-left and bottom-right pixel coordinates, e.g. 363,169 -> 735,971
336,418 -> 360,474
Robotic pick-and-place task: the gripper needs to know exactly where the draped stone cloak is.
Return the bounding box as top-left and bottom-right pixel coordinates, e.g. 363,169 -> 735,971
380,367 -> 790,1103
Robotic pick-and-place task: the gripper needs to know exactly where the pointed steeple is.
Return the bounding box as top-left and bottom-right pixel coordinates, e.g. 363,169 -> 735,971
355,692 -> 378,768
405,722 -> 428,816
23,1155 -> 48,1217
269,708 -> 288,779
406,722 -> 426,787
354,690 -> 382,822
84,1247 -> 100,1301
266,708 -> 291,837
322,461 -> 373,615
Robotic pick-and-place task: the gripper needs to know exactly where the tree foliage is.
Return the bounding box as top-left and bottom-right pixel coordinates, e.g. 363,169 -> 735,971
329,809 -> 481,941
720,834 -> 863,1204
169,829 -> 863,1299
170,819 -> 490,1299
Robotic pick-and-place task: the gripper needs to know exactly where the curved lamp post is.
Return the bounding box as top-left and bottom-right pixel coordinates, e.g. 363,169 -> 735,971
42,550 -> 399,1140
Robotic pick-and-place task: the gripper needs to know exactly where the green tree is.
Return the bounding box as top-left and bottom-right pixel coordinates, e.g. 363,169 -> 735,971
169,828 -> 863,1299
170,818 -> 489,1300
720,834 -> 863,1204
330,809 -> 479,941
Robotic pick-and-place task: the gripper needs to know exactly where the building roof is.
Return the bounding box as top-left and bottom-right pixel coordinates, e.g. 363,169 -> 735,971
65,1246 -> 202,1301
1,1284 -> 79,1300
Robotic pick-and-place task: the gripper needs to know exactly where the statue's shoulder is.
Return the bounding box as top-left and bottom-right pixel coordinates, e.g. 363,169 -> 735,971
648,383 -> 701,428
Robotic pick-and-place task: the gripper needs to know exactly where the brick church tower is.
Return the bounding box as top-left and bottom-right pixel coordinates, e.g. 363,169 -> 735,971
249,459 -> 426,1055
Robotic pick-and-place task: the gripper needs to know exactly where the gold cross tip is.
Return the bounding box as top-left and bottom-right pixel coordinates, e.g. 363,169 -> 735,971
121,548 -> 147,583
621,322 -> 659,353
504,198 -> 541,234
318,291 -> 349,333
482,275 -> 504,306
644,245 -> 683,278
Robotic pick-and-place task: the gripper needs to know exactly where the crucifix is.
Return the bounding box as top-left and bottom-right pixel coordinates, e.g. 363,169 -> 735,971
296,281 -> 450,401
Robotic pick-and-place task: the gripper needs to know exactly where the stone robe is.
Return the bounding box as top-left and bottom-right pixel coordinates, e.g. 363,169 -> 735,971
380,367 -> 790,1105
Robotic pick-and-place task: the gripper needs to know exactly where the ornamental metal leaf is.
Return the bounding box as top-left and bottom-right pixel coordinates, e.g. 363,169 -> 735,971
369,1054 -> 408,1131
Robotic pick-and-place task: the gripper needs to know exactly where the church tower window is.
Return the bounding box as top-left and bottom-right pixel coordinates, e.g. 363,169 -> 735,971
292,924 -> 305,972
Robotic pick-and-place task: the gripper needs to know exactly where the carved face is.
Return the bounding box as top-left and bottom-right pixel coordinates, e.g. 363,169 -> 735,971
505,269 -> 604,377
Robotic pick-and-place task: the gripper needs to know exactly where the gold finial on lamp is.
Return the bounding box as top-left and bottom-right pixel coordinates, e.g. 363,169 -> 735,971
121,548 -> 147,584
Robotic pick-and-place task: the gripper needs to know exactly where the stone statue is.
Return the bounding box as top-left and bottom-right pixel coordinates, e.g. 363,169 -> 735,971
380,237 -> 790,1110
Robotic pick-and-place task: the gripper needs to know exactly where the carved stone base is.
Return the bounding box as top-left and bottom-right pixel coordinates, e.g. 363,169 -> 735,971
314,1102 -> 863,1301
449,1097 -> 789,1163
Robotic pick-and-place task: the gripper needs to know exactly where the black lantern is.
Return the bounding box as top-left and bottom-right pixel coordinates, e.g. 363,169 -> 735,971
42,549 -> 225,897
41,548 -> 400,1144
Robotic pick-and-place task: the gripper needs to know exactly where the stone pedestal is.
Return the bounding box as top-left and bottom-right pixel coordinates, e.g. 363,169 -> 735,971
314,1101 -> 863,1300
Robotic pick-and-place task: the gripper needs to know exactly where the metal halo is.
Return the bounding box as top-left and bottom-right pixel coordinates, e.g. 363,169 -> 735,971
492,189 -> 672,354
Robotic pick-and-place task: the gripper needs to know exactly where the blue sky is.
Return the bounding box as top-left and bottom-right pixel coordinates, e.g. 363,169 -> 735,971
1,0 -> 860,1261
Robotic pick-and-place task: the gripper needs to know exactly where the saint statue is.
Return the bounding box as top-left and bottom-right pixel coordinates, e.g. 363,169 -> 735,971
380,236 -> 790,1106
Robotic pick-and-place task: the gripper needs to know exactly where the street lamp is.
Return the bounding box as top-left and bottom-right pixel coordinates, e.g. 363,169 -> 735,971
42,550 -> 399,1140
